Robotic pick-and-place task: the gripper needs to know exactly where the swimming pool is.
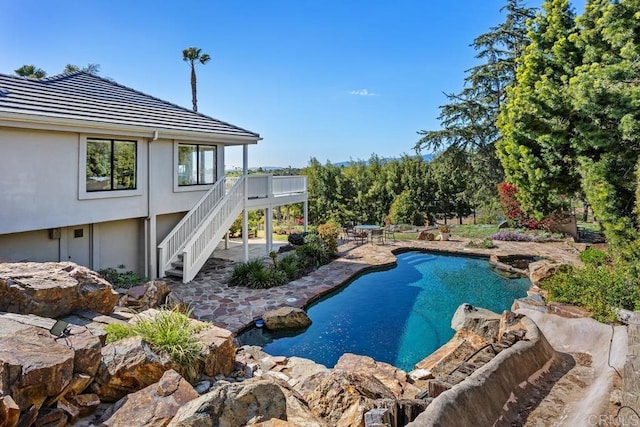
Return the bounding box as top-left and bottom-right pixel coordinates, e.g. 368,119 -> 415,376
239,251 -> 530,372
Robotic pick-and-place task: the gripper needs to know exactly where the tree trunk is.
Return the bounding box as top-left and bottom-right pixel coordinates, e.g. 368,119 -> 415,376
191,62 -> 198,112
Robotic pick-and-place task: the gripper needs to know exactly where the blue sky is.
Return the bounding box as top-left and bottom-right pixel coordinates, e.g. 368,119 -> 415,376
1,0 -> 585,169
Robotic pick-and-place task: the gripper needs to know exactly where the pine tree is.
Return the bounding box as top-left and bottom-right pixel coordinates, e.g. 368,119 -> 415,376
416,0 -> 535,212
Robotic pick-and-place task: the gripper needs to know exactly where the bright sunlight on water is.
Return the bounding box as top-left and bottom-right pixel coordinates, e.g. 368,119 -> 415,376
239,251 -> 530,372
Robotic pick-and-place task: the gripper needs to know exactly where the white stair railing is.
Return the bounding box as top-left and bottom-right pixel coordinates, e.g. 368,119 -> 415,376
181,177 -> 246,283
157,177 -> 230,277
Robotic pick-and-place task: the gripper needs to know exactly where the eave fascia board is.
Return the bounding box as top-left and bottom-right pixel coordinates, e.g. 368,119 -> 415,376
0,112 -> 261,144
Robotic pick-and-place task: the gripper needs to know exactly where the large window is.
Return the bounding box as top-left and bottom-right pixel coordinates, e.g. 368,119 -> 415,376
178,144 -> 216,186
86,139 -> 137,192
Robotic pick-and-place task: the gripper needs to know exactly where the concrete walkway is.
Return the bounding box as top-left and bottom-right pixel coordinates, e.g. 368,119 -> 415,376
167,237 -> 581,333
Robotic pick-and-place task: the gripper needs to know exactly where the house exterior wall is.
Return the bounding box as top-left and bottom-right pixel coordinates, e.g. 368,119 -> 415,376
93,218 -> 145,273
156,212 -> 186,246
0,127 -> 228,276
0,127 -> 148,235
0,229 -> 60,263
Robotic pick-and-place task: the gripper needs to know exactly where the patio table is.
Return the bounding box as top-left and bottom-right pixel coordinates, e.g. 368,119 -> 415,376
354,225 -> 382,244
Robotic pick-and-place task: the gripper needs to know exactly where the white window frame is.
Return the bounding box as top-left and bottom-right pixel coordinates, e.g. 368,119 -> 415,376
79,135 -> 144,200
173,141 -> 220,193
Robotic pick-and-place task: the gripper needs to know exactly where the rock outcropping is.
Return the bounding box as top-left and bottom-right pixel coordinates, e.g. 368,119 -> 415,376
0,262 -> 119,318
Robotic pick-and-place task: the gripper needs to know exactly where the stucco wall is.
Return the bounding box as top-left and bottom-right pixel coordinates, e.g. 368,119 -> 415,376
148,138 -> 221,216
408,316 -> 557,426
156,212 -> 187,246
0,128 -> 148,234
94,218 -> 144,273
0,229 -> 60,262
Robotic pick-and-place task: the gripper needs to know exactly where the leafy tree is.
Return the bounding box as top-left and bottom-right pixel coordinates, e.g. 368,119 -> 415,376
497,0 -> 581,218
431,148 -> 474,223
182,47 -> 211,112
568,0 -> 640,250
416,0 -> 535,211
63,63 -> 101,74
14,65 -> 46,79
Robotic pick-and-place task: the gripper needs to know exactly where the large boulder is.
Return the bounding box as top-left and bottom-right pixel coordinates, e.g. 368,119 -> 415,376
334,354 -> 420,399
119,281 -> 170,311
305,370 -> 396,427
0,262 -> 119,318
0,328 -> 74,411
100,369 -> 199,427
528,260 -> 572,287
167,379 -> 287,427
262,307 -> 312,330
197,326 -> 235,377
91,336 -> 178,402
451,303 -> 501,343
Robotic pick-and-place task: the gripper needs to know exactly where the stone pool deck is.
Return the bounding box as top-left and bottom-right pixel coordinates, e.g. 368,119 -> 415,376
166,238 -> 581,333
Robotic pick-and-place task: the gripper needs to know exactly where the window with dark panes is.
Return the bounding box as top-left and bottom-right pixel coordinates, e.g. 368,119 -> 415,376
178,144 -> 216,186
86,139 -> 136,191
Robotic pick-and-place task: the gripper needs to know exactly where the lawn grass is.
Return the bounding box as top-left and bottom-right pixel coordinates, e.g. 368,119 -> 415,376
449,224 -> 499,239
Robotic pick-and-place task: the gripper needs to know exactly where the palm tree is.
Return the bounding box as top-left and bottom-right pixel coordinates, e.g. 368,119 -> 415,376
14,65 -> 47,79
182,47 -> 211,112
63,63 -> 101,75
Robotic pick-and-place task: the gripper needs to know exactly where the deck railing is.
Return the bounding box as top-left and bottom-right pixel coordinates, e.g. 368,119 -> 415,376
157,177 -> 230,277
182,177 -> 246,282
273,176 -> 307,195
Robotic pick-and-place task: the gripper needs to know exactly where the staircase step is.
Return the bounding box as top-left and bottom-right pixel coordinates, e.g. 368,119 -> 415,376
171,261 -> 184,269
165,268 -> 184,278
177,253 -> 184,261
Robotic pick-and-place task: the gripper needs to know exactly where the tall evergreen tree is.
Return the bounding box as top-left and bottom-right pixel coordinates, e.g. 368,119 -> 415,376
569,0 -> 640,250
496,0 -> 581,218
416,0 -> 535,211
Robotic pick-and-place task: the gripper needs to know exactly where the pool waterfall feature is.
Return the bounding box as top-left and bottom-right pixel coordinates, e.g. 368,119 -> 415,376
239,251 -> 531,372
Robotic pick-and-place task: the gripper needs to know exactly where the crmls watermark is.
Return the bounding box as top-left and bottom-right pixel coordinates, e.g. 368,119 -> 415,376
587,414 -> 640,426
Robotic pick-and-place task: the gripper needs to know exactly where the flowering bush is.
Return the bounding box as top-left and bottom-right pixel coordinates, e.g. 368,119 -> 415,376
490,231 -> 533,242
498,182 -> 550,230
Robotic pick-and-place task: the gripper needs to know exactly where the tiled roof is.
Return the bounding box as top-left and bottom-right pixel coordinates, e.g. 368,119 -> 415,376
0,72 -> 260,140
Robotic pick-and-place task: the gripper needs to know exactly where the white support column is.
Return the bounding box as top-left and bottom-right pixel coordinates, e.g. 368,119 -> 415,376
242,144 -> 249,261
243,144 -> 248,175
266,206 -> 273,255
242,209 -> 249,261
224,231 -> 229,250
303,200 -> 309,232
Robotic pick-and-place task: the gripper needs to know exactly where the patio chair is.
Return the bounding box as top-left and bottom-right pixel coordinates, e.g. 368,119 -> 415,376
370,228 -> 384,245
384,225 -> 396,242
342,224 -> 355,242
354,229 -> 368,245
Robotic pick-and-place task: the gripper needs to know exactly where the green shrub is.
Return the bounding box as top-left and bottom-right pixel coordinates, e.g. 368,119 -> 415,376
230,258 -> 266,287
246,267 -> 288,289
104,323 -> 137,343
288,232 -> 308,246
317,222 -> 340,253
98,267 -> 147,289
466,238 -> 497,249
543,263 -> 640,322
278,253 -> 302,280
579,248 -> 608,266
296,242 -> 331,270
103,308 -> 206,382
230,258 -> 289,289
132,309 -> 206,381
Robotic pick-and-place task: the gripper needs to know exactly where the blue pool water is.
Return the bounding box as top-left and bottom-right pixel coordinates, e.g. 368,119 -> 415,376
239,251 -> 530,372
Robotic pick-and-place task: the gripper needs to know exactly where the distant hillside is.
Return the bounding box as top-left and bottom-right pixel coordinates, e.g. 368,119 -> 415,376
332,153 -> 434,168
226,154 -> 434,173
